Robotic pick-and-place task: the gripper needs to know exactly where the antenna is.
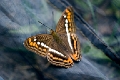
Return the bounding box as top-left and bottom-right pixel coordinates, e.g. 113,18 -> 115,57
38,21 -> 51,30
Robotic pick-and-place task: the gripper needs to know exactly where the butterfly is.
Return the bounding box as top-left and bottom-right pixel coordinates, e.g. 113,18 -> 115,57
23,6 -> 81,68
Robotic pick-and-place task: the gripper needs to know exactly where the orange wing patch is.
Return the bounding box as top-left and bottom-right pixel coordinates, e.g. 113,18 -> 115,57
65,9 -> 72,23
28,38 -> 38,48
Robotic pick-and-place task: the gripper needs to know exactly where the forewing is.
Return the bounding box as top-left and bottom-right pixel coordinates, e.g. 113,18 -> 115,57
55,6 -> 76,33
24,34 -> 53,57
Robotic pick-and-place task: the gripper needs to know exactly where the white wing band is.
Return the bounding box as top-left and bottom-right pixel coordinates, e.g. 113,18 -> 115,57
40,42 -> 65,57
64,18 -> 73,51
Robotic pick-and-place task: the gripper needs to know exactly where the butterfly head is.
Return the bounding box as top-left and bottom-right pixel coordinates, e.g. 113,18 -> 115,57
50,29 -> 57,38
50,29 -> 55,34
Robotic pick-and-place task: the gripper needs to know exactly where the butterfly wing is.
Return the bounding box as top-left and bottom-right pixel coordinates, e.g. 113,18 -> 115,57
55,6 -> 76,33
46,38 -> 73,68
24,34 -> 53,57
55,6 -> 81,61
24,34 -> 73,68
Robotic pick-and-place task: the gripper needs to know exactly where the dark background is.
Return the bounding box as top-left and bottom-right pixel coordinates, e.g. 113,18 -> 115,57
0,0 -> 120,80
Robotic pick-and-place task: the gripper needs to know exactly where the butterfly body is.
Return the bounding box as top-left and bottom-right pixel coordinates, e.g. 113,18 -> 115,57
24,6 -> 81,68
